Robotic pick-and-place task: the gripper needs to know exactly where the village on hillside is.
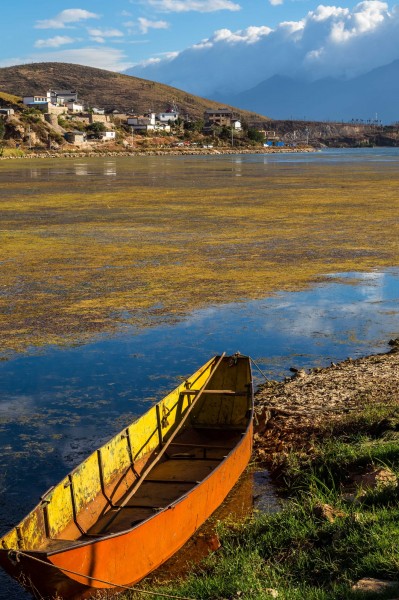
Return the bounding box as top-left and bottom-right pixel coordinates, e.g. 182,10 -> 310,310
1,87 -> 399,154
0,87 -> 287,153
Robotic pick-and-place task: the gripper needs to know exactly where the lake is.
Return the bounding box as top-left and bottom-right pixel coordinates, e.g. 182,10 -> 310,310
1,148 -> 399,598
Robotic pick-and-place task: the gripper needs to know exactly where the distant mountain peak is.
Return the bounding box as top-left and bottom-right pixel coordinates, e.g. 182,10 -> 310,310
218,61 -> 399,123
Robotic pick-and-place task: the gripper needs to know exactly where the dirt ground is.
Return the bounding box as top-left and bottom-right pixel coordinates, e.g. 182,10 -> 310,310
253,339 -> 399,464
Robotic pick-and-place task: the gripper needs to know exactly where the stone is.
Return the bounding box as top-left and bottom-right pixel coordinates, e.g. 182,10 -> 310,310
354,468 -> 397,490
341,491 -> 366,505
264,589 -> 279,598
352,578 -> 399,593
313,502 -> 346,522
294,369 -> 307,379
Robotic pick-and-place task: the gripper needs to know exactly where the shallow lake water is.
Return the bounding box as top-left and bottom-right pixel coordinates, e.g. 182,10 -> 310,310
0,268 -> 398,598
1,149 -> 399,598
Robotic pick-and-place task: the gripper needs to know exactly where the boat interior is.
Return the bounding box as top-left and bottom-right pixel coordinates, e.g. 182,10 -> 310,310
86,426 -> 245,537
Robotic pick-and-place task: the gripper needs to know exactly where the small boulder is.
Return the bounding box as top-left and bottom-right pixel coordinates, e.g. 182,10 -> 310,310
313,502 -> 346,522
352,578 -> 399,593
354,468 -> 397,491
264,589 -> 279,598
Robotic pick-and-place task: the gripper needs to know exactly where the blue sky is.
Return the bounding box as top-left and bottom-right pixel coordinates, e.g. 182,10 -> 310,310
0,0 -> 385,73
2,0 -> 399,106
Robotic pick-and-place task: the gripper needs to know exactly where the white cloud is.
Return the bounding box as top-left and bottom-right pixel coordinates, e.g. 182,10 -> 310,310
146,0 -> 241,12
34,36 -> 76,49
310,5 -> 349,22
88,28 -> 124,38
139,57 -> 163,67
269,0 -> 284,6
25,47 -> 133,72
138,17 -> 170,33
129,1 -> 399,95
137,51 -> 178,67
35,9 -> 99,29
88,28 -> 124,43
212,25 -> 272,43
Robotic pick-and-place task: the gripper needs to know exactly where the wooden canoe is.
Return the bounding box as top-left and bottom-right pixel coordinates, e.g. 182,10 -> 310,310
0,353 -> 253,599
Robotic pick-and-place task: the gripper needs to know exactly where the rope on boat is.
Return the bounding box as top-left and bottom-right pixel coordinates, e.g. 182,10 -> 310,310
8,550 -> 197,600
249,356 -> 271,383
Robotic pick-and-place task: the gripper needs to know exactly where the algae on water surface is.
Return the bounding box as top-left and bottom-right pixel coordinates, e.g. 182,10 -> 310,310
1,155 -> 399,355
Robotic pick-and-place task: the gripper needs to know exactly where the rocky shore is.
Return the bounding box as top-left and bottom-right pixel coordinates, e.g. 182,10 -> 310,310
253,339 -> 399,465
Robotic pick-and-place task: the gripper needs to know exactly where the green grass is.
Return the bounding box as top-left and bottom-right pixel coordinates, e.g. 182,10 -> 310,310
124,403 -> 399,600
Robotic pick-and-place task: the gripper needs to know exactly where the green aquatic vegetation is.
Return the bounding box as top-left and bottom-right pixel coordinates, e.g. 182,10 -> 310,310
1,158 -> 399,354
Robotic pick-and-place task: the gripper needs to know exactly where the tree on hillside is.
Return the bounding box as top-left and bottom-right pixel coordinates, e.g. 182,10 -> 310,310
247,128 -> 265,144
184,119 -> 204,133
86,122 -> 106,138
219,126 -> 232,141
22,108 -> 43,123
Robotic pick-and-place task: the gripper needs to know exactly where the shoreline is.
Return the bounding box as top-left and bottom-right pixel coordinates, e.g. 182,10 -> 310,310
253,339 -> 399,468
0,145 -> 315,160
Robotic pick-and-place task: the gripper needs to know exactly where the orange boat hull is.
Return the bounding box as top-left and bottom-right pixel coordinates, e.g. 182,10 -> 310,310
1,424 -> 252,598
0,354 -> 253,599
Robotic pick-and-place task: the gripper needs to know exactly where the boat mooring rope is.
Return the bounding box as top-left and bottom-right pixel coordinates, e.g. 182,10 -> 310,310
8,550 -> 196,600
249,356 -> 271,383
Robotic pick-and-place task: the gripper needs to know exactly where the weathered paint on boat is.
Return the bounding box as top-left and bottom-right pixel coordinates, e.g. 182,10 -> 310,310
0,354 -> 253,599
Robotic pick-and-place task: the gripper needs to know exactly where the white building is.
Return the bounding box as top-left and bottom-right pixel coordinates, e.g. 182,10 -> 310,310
23,94 -> 49,106
128,113 -> 156,126
157,111 -> 179,123
23,90 -> 79,107
50,89 -> 78,105
127,115 -> 171,133
0,107 -> 14,115
66,101 -> 84,113
127,113 -> 156,132
100,131 -> 116,140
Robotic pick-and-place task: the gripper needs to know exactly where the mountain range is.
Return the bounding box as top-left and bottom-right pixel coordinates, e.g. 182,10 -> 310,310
214,60 -> 399,124
1,60 -> 398,126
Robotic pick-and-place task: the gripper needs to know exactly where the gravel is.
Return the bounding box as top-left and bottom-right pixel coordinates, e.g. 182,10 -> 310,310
253,339 -> 399,463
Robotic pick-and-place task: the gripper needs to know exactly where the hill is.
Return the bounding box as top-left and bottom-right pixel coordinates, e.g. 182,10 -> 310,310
0,62 -> 266,122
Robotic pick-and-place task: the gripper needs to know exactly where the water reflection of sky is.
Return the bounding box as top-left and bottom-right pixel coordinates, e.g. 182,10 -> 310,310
0,269 -> 398,598
3,147 -> 399,194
